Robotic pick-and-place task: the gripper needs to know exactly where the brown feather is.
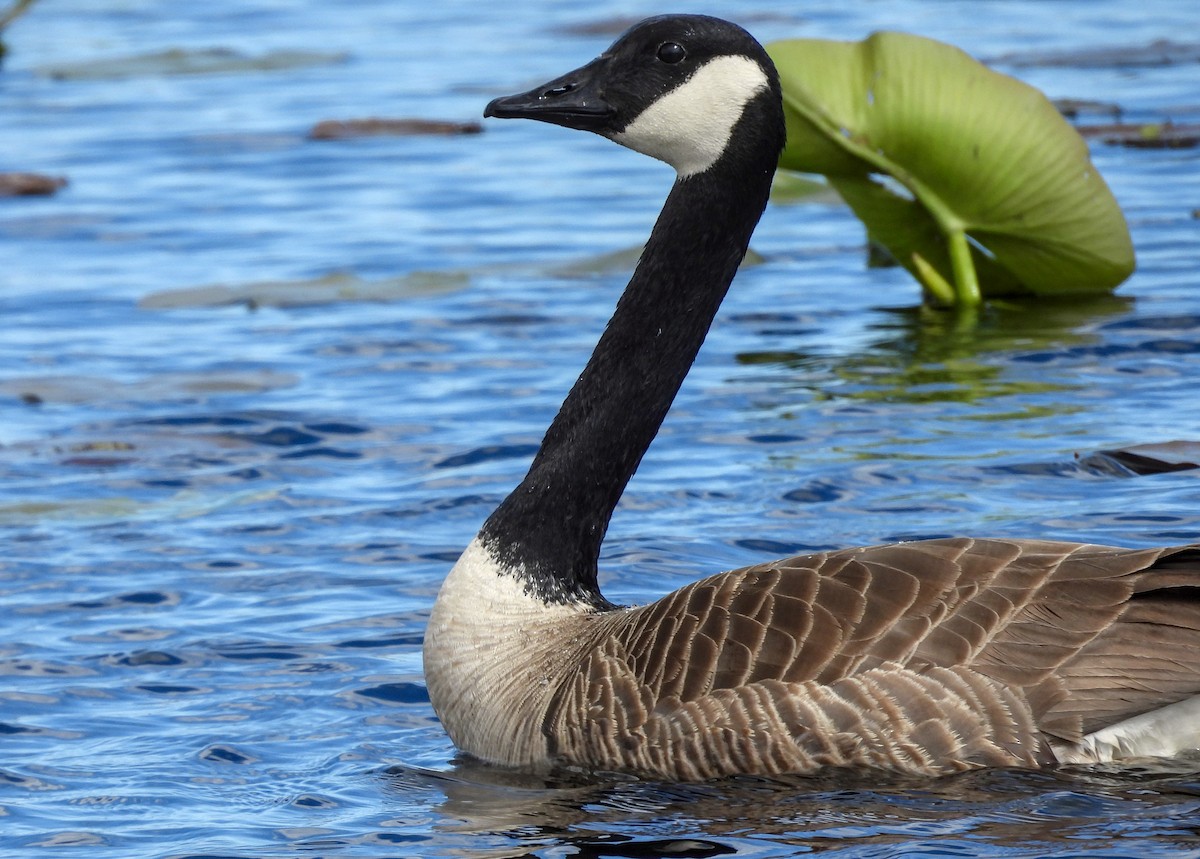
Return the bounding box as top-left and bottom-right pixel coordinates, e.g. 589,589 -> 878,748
536,538 -> 1200,778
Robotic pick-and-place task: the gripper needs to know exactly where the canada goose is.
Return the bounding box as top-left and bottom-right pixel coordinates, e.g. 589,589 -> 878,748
423,14 -> 1200,780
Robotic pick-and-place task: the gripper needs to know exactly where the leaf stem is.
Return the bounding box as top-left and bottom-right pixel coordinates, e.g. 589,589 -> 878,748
910,251 -> 956,306
946,228 -> 981,306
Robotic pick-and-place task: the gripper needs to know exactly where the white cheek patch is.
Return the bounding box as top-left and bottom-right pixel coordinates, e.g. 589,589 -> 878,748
612,55 -> 769,178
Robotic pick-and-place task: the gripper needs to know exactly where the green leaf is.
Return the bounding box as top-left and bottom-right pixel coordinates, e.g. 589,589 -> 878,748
768,32 -> 1135,304
827,173 -> 1025,303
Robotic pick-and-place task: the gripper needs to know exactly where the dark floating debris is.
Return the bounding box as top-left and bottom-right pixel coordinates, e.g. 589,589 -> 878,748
1106,125 -> 1200,149
309,117 -> 483,140
556,12 -> 799,38
555,16 -> 644,37
1055,97 -> 1200,149
1052,98 -> 1123,121
993,39 -> 1200,68
1075,121 -> 1200,149
0,172 -> 67,196
1079,441 -> 1200,476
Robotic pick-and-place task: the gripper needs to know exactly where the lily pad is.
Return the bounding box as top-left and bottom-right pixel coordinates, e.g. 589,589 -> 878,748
37,47 -> 346,80
1,371 -> 297,405
139,270 -> 467,310
0,488 -> 280,526
768,32 -> 1136,306
544,244 -> 764,278
309,118 -> 482,140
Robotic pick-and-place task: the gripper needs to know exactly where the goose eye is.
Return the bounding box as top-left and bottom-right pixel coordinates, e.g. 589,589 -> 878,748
656,42 -> 686,64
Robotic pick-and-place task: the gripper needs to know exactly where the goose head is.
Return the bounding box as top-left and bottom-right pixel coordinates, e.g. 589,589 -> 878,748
484,15 -> 783,179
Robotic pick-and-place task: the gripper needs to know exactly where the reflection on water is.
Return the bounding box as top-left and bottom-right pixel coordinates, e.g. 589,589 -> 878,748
382,757 -> 1200,857
738,296 -> 1134,407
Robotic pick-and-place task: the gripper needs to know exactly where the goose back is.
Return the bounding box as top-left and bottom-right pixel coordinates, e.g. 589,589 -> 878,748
542,538 -> 1200,779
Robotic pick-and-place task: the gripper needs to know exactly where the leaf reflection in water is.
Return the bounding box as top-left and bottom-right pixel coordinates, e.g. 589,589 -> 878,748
737,295 -> 1133,408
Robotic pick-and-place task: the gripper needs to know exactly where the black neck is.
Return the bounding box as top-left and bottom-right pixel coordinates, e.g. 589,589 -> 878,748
480,92 -> 784,605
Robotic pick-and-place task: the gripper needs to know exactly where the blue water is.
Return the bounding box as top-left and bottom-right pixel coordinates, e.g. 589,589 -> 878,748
3,1 -> 1200,856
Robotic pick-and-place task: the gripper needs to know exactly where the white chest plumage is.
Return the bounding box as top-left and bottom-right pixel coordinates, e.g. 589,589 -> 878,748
423,538 -> 599,766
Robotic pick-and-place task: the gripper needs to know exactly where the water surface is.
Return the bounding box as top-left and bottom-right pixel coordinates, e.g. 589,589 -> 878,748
3,1 -> 1200,856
